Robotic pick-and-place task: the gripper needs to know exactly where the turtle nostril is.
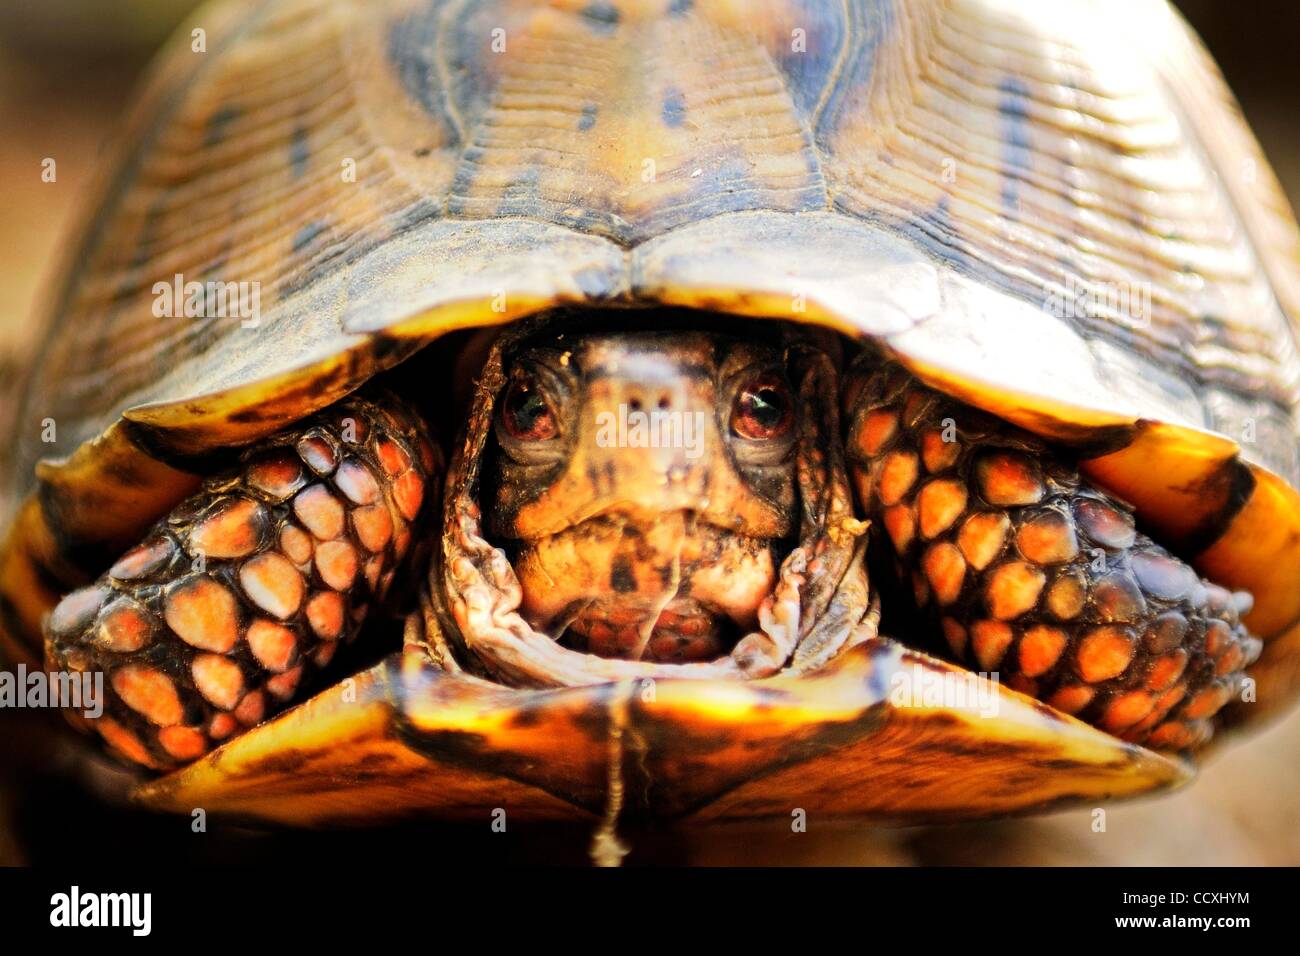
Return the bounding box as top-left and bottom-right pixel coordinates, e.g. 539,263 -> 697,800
628,397 -> 643,412
657,394 -> 671,410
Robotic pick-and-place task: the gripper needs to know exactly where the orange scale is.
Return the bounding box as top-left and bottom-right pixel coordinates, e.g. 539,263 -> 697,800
1146,721 -> 1193,749
305,591 -> 345,640
940,617 -> 967,656
882,503 -> 915,553
315,539 -> 359,591
164,575 -> 240,652
97,718 -> 158,768
158,725 -> 208,761
279,524 -> 314,564
377,438 -> 412,477
334,459 -> 381,505
957,512 -> 1008,571
294,484 -> 346,540
239,552 -> 305,620
393,526 -> 412,560
235,690 -> 266,726
247,619 -> 298,672
1018,624 -> 1068,678
1125,707 -> 1167,738
192,654 -> 245,711
1145,649 -> 1188,691
1045,571 -> 1087,620
1015,511 -> 1078,565
1203,619 -> 1232,657
917,479 -> 967,539
96,599 -> 155,652
1102,691 -> 1155,732
393,470 -> 425,520
314,642 -> 338,668
109,536 -> 175,581
416,436 -> 438,474
857,410 -> 897,456
920,429 -> 960,473
1183,682 -> 1232,720
364,557 -> 384,592
1215,644 -> 1245,676
189,497 -> 268,559
901,391 -> 932,424
451,602 -> 469,631
352,505 -> 394,552
970,619 -> 1013,671
247,451 -> 307,501
922,542 -> 966,606
209,713 -> 240,740
985,561 -> 1045,620
1075,625 -> 1136,683
1046,684 -> 1095,715
876,451 -> 918,507
1154,683 -> 1187,715
111,665 -> 183,726
974,451 -> 1043,506
297,434 -> 338,475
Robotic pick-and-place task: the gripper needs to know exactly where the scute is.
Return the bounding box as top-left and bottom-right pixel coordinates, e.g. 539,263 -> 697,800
132,641 -> 1189,824
4,0 -> 1300,731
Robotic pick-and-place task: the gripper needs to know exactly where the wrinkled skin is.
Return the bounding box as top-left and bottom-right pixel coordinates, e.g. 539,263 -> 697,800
486,331 -> 799,663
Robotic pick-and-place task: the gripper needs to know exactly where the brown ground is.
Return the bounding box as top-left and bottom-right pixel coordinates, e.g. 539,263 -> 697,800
0,1 -> 1296,865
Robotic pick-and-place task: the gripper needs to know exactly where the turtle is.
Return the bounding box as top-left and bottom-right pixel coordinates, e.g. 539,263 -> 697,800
3,0 -> 1300,861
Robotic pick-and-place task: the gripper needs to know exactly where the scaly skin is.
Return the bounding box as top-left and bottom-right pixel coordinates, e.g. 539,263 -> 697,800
428,323 -> 872,689
844,361 -> 1262,749
44,337 -> 1257,767
43,394 -> 439,769
487,330 -> 800,664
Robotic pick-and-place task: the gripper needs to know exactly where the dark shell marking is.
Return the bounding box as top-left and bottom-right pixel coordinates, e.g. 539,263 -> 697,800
44,393 -> 440,769
844,361 -> 1262,751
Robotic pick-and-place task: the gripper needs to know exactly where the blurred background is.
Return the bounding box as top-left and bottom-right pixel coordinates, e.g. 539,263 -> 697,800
0,0 -> 1297,865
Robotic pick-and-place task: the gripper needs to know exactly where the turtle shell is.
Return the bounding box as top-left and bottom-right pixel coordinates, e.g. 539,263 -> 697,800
3,0 -> 1299,821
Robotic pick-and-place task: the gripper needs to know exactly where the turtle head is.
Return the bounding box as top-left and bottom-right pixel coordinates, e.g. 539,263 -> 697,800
485,329 -> 799,662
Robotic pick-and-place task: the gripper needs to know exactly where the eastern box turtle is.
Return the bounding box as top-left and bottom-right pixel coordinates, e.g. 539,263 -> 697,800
3,0 -> 1300,860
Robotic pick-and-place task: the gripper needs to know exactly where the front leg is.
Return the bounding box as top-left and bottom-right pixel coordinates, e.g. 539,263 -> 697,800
844,361 -> 1260,750
44,393 -> 439,769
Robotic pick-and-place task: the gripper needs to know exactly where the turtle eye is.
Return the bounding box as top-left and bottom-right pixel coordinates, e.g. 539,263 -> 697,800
731,373 -> 794,441
501,374 -> 559,442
